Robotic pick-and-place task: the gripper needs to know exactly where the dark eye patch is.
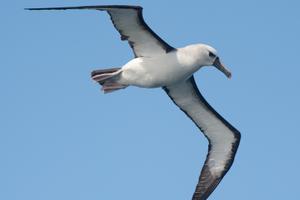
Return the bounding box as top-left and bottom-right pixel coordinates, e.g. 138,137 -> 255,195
209,51 -> 216,58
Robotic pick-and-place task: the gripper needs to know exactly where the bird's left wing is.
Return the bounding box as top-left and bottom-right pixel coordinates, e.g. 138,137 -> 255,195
163,76 -> 240,200
26,5 -> 175,57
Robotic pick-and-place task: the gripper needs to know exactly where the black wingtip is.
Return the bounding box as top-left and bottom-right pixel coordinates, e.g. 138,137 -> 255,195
24,7 -> 73,11
25,7 -> 46,10
24,5 -> 143,11
24,7 -> 56,11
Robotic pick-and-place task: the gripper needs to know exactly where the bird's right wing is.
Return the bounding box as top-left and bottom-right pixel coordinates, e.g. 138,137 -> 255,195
26,5 -> 175,58
163,76 -> 240,200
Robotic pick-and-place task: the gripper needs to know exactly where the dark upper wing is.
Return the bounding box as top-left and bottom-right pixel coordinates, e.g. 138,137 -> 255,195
26,5 -> 175,57
163,76 -> 240,200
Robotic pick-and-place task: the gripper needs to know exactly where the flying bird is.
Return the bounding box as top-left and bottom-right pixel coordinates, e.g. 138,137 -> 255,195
26,5 -> 241,200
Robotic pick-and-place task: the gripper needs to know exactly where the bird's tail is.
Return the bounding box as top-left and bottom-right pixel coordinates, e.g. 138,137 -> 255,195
91,67 -> 127,93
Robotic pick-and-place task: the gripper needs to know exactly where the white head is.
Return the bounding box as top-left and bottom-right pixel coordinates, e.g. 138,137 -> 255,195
193,44 -> 232,78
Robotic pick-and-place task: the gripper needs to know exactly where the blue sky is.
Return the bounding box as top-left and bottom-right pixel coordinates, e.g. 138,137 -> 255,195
1,0 -> 300,199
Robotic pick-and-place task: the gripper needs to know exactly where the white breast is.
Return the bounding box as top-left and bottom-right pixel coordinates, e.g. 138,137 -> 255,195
119,47 -> 201,88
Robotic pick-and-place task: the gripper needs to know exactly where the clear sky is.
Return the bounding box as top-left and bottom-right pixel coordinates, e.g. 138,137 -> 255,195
1,0 -> 300,200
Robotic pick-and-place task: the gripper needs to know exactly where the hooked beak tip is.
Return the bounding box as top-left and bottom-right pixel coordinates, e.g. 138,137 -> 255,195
213,57 -> 232,79
226,71 -> 232,79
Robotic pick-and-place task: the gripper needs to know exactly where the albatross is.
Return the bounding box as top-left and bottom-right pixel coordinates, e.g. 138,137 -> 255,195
26,5 -> 241,200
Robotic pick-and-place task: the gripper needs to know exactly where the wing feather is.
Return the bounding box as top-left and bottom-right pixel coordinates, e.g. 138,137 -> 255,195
163,76 -> 240,200
26,5 -> 175,57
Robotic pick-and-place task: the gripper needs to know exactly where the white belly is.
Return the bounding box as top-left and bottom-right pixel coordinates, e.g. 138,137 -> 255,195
119,49 -> 200,88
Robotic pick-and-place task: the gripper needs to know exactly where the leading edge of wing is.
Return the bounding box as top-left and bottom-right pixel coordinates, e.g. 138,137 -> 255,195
25,5 -> 142,11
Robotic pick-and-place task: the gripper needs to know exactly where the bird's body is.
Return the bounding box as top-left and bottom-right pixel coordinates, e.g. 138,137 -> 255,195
27,5 -> 240,200
119,44 -> 215,88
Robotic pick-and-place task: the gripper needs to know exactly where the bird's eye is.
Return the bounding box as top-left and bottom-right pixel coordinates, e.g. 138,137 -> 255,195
209,51 -> 216,58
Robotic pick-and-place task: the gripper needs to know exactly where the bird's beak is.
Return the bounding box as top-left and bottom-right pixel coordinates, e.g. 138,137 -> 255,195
213,57 -> 232,79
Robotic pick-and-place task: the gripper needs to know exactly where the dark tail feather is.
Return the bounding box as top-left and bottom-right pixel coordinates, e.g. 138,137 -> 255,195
91,67 -> 127,93
91,67 -> 121,78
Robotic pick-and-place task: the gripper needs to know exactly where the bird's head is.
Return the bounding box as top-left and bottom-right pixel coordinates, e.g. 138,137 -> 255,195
195,44 -> 232,78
